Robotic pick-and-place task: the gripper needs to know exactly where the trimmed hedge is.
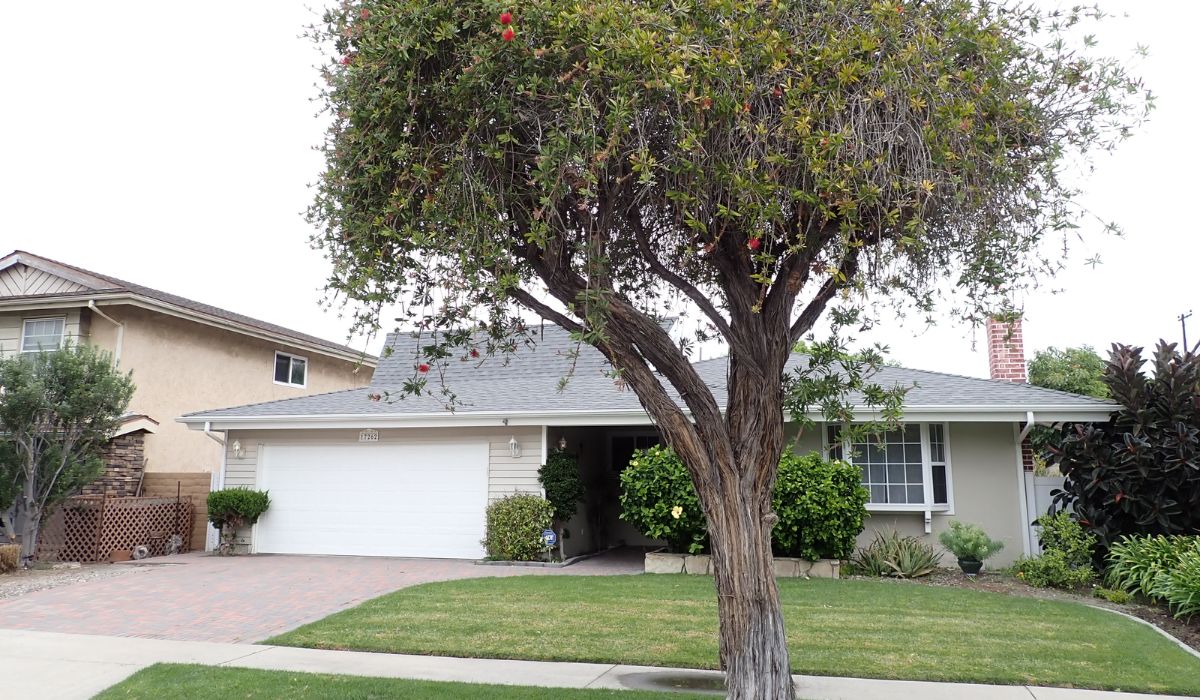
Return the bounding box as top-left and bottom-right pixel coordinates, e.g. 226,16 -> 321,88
484,493 -> 554,561
206,488 -> 271,530
619,445 -> 868,558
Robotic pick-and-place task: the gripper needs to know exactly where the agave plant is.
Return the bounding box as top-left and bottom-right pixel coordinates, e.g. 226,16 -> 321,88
851,530 -> 941,579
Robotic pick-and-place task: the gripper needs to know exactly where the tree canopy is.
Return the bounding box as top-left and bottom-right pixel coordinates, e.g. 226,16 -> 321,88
1029,345 -> 1109,398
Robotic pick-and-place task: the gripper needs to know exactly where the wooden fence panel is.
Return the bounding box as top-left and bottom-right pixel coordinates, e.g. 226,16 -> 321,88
141,473 -> 211,551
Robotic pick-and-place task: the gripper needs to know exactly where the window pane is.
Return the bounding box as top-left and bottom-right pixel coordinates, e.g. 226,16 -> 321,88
887,463 -> 907,483
869,464 -> 887,483
867,444 -> 886,463
274,355 -> 290,383
290,357 -> 307,385
888,485 -> 908,503
870,485 -> 887,503
850,423 -> 927,505
933,465 -> 948,504
886,443 -> 903,463
905,463 -> 923,483
907,486 -> 924,503
903,424 -> 920,442
22,318 -> 64,351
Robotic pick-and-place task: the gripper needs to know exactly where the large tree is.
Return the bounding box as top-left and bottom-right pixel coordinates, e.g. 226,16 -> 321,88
0,345 -> 135,565
1029,346 -> 1109,398
308,1 -> 1146,696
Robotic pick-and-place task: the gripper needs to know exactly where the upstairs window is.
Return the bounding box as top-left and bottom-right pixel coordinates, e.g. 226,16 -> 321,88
274,352 -> 307,388
21,317 -> 65,353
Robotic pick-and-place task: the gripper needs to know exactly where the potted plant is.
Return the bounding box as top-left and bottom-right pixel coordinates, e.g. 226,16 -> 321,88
938,520 -> 1004,576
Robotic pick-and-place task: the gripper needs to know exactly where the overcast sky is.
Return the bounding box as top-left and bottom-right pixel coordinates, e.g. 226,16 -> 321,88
2,1 -> 1194,378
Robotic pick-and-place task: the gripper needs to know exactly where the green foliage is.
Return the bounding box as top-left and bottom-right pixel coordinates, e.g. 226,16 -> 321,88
0,345 -> 135,562
538,449 -> 585,524
1106,535 -> 1197,599
484,493 -> 554,561
1013,550 -> 1096,589
1036,511 -> 1097,568
771,452 -> 868,560
1050,342 -> 1200,550
1153,540 -> 1200,620
1028,346 -> 1109,398
206,489 -> 271,530
850,530 -> 941,579
618,445 -> 707,554
1013,512 -> 1098,589
1093,587 -> 1132,605
938,521 -> 1004,562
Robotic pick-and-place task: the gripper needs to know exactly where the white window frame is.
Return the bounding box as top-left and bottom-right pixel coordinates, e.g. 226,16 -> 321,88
605,429 -> 661,473
273,351 -> 308,388
822,422 -> 955,515
20,316 -> 66,353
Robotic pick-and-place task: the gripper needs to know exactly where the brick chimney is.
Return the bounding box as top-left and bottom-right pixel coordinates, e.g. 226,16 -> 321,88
986,317 -> 1026,383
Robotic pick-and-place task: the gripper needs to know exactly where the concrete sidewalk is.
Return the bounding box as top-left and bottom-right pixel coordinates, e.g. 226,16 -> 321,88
0,628 -> 1192,700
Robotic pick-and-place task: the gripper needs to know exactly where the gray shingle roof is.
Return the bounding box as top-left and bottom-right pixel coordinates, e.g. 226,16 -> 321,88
184,324 -> 1113,421
1,250 -> 370,361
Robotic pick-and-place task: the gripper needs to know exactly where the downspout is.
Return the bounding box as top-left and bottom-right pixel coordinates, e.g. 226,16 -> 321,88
203,421 -> 225,447
1016,411 -> 1035,557
87,300 -> 124,365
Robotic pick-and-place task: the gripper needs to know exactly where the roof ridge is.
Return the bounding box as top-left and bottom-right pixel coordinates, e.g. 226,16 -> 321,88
3,250 -> 370,360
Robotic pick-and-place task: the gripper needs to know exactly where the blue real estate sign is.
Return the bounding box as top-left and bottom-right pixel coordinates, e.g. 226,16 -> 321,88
542,529 -> 557,547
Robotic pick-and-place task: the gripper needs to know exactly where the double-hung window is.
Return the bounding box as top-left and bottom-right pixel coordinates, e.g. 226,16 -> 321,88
21,317 -> 65,353
825,422 -> 952,511
274,351 -> 307,388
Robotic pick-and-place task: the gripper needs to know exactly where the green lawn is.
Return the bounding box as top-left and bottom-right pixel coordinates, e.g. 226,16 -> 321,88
267,574 -> 1200,696
96,664 -> 699,699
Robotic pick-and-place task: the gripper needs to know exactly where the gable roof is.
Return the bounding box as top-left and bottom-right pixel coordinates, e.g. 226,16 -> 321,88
180,324 -> 1114,428
0,250 -> 375,366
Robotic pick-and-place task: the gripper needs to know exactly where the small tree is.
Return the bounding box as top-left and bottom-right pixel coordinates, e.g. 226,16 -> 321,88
206,488 -> 272,555
0,345 -> 134,565
1051,342 -> 1200,550
538,448 -> 585,559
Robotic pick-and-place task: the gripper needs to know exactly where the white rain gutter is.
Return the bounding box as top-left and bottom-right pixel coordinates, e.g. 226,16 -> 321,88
87,300 -> 124,365
1016,410 -> 1035,556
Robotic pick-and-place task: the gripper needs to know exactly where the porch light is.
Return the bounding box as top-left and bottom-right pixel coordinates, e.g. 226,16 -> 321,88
231,439 -> 245,459
557,436 -> 568,450
508,436 -> 521,458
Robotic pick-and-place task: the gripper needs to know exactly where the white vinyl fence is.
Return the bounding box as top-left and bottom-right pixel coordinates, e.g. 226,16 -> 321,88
1024,473 -> 1066,554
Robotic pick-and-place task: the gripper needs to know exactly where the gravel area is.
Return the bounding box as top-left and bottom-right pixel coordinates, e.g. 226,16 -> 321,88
0,563 -> 145,600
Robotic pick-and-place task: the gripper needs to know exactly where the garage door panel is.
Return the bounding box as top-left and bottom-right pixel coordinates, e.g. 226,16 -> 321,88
255,441 -> 488,558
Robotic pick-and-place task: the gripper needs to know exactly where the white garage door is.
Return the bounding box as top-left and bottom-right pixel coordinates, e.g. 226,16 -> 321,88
255,440 -> 489,558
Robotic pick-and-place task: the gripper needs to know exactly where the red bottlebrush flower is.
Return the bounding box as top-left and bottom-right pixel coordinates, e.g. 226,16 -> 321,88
499,11 -> 513,25
1115,491 -> 1125,503
360,8 -> 369,19
772,85 -> 783,98
340,55 -> 352,65
502,27 -> 515,41
742,101 -> 751,113
748,237 -> 762,251
417,363 -> 430,373
470,348 -> 480,358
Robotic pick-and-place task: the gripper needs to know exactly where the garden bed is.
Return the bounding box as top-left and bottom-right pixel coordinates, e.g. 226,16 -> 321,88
644,550 -> 839,578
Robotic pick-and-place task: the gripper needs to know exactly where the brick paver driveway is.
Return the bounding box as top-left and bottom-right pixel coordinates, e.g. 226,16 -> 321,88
0,550 -> 641,643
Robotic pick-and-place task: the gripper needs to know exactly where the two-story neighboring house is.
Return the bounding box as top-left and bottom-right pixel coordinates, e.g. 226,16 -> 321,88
0,250 -> 376,488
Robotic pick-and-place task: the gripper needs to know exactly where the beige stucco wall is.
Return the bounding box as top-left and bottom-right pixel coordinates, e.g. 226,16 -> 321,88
855,422 -> 1024,568
83,305 -> 372,474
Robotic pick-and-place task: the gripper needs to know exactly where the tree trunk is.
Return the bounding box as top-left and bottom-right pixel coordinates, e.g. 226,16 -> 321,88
17,502 -> 41,566
707,476 -> 794,699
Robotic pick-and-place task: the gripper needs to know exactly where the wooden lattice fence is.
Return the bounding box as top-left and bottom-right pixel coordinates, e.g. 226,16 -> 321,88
36,495 -> 194,563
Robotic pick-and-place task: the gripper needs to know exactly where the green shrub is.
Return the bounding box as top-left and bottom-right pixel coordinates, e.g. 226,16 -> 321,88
483,493 -> 554,562
206,488 -> 271,530
538,448 -> 585,524
618,444 -> 708,554
1035,511 -> 1096,568
1106,534 -> 1197,599
1093,587 -> 1133,605
771,452 -> 868,561
938,521 -> 1005,562
1152,539 -> 1200,620
850,530 -> 941,579
0,543 -> 18,573
1013,550 -> 1096,589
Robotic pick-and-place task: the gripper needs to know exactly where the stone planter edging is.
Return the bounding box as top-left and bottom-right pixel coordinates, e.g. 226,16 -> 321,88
646,550 -> 839,578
